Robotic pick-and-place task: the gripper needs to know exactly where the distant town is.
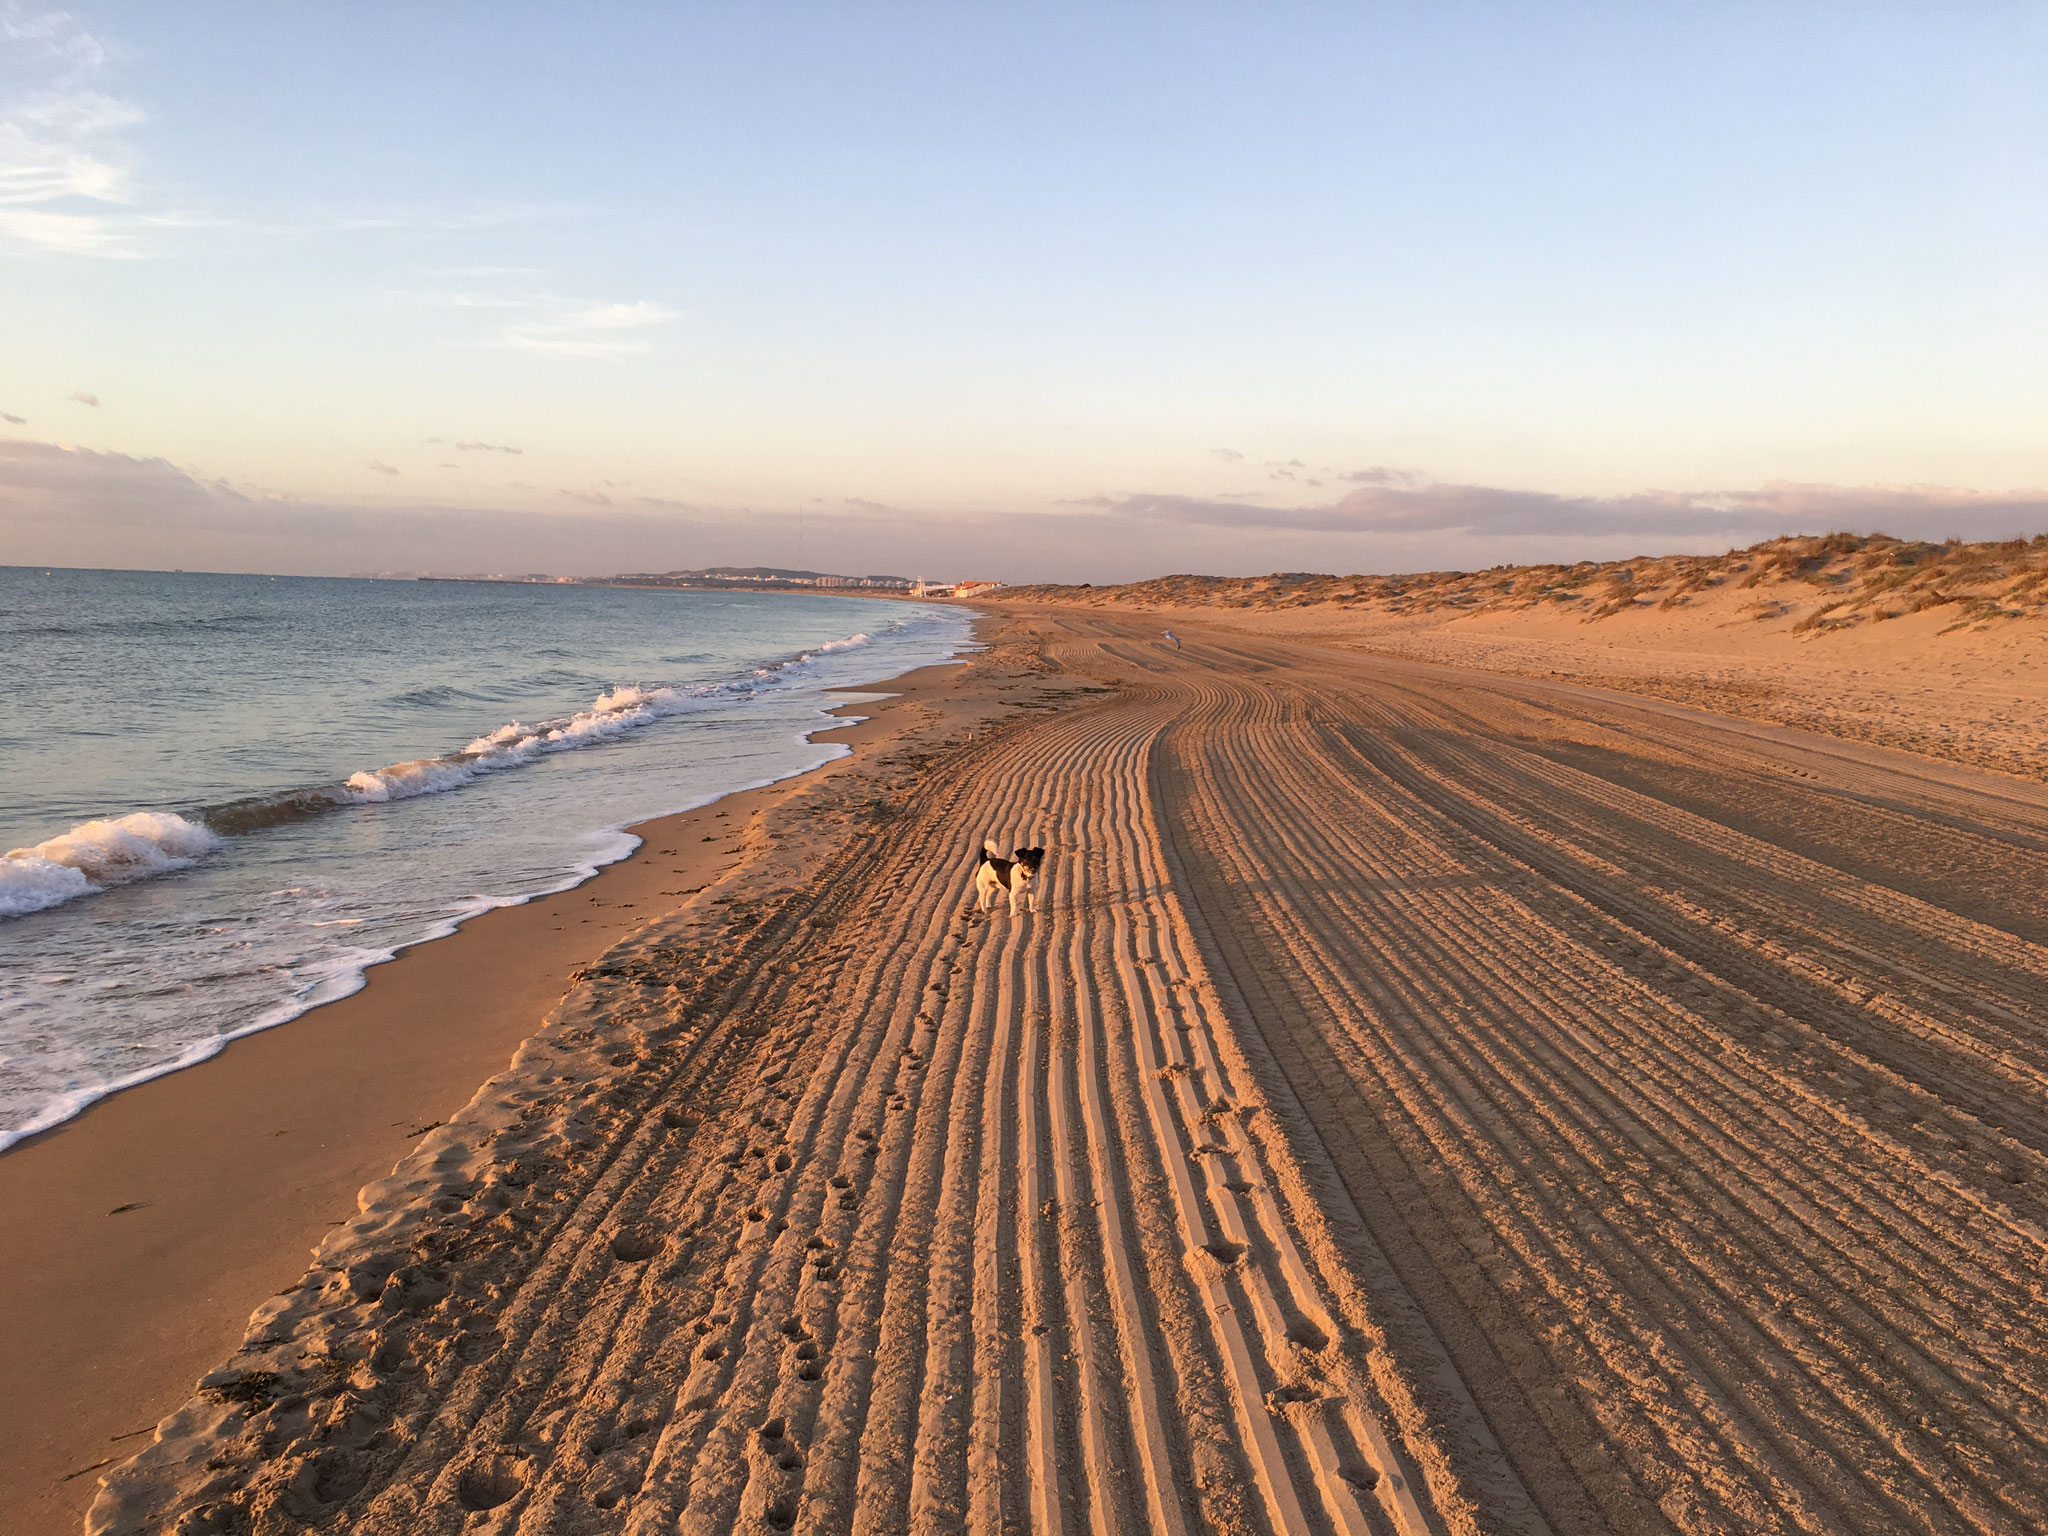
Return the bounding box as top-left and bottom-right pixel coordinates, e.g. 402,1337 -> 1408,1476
386,566 -> 1004,598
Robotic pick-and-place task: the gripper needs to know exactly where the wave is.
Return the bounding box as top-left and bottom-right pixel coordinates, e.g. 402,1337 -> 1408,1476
1,627 -> 890,918
386,684 -> 489,709
371,635 -> 875,792
1,812 -> 223,918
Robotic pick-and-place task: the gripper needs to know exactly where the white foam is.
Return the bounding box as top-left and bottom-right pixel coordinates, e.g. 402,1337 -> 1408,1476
1,811 -> 222,918
337,633 -> 884,813
0,856 -> 93,917
343,758 -> 480,802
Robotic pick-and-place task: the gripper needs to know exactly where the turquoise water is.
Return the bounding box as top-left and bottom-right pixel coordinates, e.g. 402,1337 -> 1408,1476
0,568 -> 972,1148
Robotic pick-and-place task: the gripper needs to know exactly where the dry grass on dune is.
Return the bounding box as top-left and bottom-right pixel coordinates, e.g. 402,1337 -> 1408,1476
998,532 -> 2048,785
1008,531 -> 2048,632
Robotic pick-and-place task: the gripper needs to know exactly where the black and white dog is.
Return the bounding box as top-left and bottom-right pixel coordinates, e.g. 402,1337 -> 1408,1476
973,840 -> 1046,915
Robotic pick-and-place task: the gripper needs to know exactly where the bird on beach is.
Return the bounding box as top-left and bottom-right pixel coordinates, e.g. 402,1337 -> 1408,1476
1163,629 -> 1181,649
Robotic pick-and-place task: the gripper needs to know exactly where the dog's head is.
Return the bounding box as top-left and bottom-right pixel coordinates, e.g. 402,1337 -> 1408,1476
1011,847 -> 1046,876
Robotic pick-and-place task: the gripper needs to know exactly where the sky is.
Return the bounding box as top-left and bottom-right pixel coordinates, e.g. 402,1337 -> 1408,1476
2,1 -> 2045,581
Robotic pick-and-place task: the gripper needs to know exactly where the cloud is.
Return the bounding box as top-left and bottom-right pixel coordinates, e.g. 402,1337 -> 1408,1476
1208,448 -> 1243,462
1342,466 -> 1419,486
452,440 -> 521,454
367,460 -> 399,475
68,389 -> 97,406
0,9 -> 150,255
500,299 -> 679,357
6,436 -> 2043,586
416,269 -> 681,358
559,488 -> 610,505
1,411 -> 24,424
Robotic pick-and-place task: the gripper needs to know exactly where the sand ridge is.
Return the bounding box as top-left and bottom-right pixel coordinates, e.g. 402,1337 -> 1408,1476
89,612 -> 2048,1535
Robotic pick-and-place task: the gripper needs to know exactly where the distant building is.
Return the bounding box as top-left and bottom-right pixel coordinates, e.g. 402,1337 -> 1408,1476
952,580 -> 1005,598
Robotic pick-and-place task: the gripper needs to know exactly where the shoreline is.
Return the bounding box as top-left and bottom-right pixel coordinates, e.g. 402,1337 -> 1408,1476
1,676 -> 918,1155
0,649 -> 990,1536
2,602 -> 974,1155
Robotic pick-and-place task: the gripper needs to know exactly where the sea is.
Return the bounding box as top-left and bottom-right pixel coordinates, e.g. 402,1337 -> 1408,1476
0,567 -> 974,1151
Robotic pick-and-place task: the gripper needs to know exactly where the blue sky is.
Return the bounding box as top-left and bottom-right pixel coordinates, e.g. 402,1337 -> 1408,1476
3,2 -> 2044,578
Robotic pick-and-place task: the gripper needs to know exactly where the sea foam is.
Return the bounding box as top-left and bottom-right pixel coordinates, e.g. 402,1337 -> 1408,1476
0,811 -> 223,917
2,629 -> 880,916
340,635 -> 871,807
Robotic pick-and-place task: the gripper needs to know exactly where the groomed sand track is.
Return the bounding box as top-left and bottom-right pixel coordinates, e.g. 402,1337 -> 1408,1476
95,614 -> 2048,1534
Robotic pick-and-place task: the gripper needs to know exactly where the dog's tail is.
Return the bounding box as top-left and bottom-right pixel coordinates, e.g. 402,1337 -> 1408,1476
979,837 -> 1002,862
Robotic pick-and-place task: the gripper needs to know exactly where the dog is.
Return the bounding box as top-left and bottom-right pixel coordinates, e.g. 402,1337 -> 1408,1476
973,840 -> 1046,915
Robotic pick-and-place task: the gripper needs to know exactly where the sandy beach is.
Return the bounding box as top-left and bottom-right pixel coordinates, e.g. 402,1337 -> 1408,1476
0,659 -> 994,1536
23,604 -> 2048,1534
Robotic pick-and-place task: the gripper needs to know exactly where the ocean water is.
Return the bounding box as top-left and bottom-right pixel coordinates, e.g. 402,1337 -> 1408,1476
0,568 -> 973,1150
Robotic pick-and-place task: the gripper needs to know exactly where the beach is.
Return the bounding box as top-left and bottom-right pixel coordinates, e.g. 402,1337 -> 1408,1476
21,607 -> 2048,1535
0,657 -> 994,1535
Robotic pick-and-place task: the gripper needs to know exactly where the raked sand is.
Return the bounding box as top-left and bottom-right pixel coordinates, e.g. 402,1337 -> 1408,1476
35,609 -> 2048,1534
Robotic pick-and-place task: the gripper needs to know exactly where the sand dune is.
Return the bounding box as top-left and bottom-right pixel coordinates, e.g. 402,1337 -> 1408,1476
92,613 -> 2048,1534
1007,534 -> 2048,783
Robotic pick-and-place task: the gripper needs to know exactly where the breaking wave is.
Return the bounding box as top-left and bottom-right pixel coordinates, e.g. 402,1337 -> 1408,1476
1,629 -> 881,918
1,812 -> 223,918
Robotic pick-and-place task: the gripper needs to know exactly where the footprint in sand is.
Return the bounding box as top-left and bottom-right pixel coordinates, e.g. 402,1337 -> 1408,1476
610,1228 -> 660,1262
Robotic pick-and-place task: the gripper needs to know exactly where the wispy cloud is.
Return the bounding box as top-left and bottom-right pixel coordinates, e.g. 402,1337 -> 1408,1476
2,411 -> 25,424
501,299 -> 679,357
367,460 -> 399,476
0,7 -> 145,254
1208,448 -> 1243,462
418,271 -> 681,358
453,440 -> 521,454
2,10 -> 549,258
68,388 -> 97,406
